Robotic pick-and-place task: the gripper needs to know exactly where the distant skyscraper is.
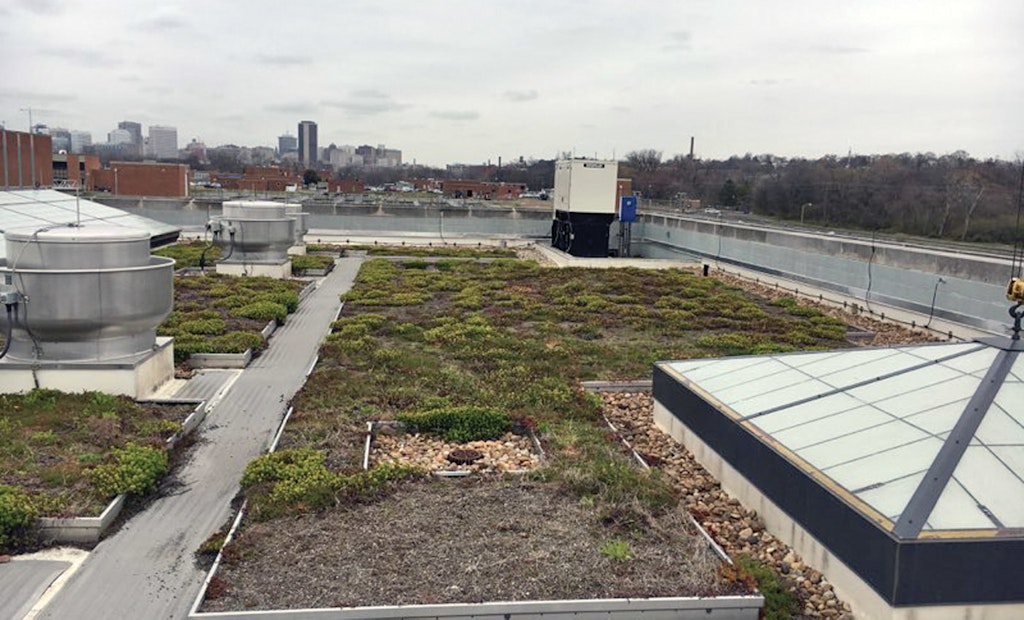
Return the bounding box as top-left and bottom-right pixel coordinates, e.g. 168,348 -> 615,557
297,121 -> 317,166
148,125 -> 178,160
278,133 -> 297,156
108,129 -> 133,145
69,130 -> 92,154
118,121 -> 143,156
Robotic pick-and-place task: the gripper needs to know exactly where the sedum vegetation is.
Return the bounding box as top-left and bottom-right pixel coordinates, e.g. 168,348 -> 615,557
243,257 -> 848,531
0,390 -> 191,551
159,273 -> 305,363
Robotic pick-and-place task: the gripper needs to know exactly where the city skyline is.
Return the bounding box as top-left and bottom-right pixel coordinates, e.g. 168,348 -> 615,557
2,1 -> 1022,167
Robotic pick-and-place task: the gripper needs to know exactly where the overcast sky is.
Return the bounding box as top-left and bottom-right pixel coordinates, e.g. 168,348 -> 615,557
2,0 -> 1022,167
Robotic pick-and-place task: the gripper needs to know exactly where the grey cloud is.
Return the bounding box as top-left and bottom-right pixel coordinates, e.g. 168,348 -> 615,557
14,0 -> 62,14
39,47 -> 120,67
748,79 -> 780,87
811,44 -> 869,54
503,90 -> 538,103
0,89 -> 78,103
611,106 -> 630,113
322,94 -> 410,116
663,30 -> 692,51
264,103 -> 318,114
140,13 -> 187,31
351,89 -> 390,99
119,75 -> 143,83
430,110 -> 480,121
255,54 -> 313,67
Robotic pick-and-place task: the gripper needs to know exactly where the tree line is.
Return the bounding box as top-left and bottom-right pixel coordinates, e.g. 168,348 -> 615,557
620,150 -> 1023,244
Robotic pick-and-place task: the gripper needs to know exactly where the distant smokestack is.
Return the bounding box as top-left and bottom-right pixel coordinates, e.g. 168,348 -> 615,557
689,136 -> 695,159
498,156 -> 502,168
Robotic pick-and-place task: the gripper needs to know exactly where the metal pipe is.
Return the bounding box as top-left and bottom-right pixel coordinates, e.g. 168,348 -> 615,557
0,303 -> 14,359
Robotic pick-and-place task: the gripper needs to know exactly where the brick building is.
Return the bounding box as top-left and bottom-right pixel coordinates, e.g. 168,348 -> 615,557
210,166 -> 302,192
91,162 -> 189,197
437,179 -> 527,200
1,129 -> 53,188
52,153 -> 101,189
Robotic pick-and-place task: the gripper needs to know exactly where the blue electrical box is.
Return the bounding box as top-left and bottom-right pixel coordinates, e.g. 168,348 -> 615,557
619,196 -> 637,222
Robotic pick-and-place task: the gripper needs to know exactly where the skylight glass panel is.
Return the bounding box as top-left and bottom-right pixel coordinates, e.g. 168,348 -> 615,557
794,419 -> 930,471
927,477 -> 994,530
0,190 -> 179,260
938,347 -> 1001,376
790,348 -> 901,378
856,471 -> 925,522
974,407 -> 1024,447
945,447 -> 1024,528
774,406 -> 893,451
753,391 -> 864,433
846,365 -> 962,403
727,379 -> 838,417
703,366 -> 808,402
871,374 -> 981,419
821,351 -> 944,388
903,343 -> 984,361
903,399 -> 971,436
671,356 -> 772,383
824,437 -> 940,492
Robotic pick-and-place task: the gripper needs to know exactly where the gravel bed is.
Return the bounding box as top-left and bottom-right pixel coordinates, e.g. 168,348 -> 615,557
602,391 -> 854,619
202,476 -> 733,611
372,431 -> 540,473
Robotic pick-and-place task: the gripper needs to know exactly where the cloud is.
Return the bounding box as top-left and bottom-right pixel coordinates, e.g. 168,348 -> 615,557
264,103 -> 319,114
255,54 -> 313,67
611,106 -> 630,113
38,47 -> 120,67
810,44 -> 869,55
322,92 -> 410,116
663,30 -> 692,51
139,7 -> 187,31
119,75 -> 143,83
14,0 -> 62,14
0,89 -> 78,103
430,110 -> 480,121
351,89 -> 390,99
748,78 -> 781,87
503,89 -> 538,103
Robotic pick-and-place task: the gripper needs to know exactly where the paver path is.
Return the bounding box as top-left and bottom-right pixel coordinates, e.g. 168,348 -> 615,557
37,257 -> 362,620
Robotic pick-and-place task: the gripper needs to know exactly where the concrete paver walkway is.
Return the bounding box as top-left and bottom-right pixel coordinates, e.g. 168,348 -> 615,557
36,257 -> 362,620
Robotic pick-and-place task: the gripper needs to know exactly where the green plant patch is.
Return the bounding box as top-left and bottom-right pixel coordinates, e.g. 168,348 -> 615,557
153,240 -> 222,269
732,554 -> 800,619
397,406 -> 512,442
159,274 -> 305,364
0,390 -> 193,552
291,254 -> 335,272
241,448 -> 422,521
345,244 -> 517,258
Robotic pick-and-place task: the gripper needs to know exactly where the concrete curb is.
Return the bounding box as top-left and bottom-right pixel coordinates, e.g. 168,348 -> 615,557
189,595 -> 765,619
189,349 -> 253,369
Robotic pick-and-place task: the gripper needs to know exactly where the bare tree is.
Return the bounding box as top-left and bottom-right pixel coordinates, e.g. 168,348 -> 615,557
625,149 -> 663,174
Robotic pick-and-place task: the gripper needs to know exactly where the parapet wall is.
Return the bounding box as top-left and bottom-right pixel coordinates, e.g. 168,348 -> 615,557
637,214 -> 1012,334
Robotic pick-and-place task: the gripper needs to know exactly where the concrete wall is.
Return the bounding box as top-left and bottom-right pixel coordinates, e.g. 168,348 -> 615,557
635,214 -> 1012,333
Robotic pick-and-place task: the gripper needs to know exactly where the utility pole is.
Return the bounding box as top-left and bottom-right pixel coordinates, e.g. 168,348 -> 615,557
19,107 -> 35,187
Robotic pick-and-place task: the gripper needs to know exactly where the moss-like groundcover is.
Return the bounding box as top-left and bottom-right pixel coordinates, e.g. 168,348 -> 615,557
0,390 -> 193,551
205,257 -> 850,609
158,273 -> 305,363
